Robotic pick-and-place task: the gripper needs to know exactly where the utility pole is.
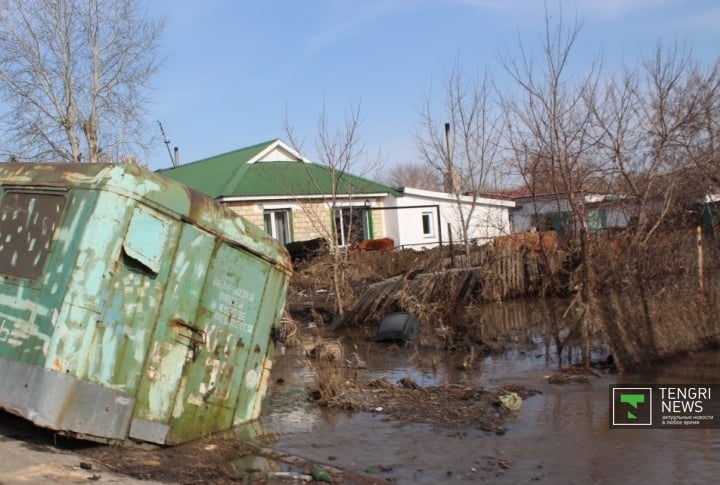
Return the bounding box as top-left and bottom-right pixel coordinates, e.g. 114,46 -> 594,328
158,121 -> 177,167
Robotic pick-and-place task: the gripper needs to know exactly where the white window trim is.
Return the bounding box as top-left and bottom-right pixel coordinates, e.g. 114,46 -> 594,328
263,209 -> 291,244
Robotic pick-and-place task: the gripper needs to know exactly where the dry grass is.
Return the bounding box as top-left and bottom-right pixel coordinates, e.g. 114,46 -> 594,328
288,227 -> 720,375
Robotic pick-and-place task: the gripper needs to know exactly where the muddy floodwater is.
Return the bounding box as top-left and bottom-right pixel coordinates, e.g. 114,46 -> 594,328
259,300 -> 720,484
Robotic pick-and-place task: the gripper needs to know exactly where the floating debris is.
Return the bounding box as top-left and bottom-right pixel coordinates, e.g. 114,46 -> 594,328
498,392 -> 523,412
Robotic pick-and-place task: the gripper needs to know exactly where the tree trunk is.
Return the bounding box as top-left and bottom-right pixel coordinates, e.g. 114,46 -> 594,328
579,227 -> 591,368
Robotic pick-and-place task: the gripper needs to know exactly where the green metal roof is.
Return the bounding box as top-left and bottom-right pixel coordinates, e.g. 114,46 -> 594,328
157,139 -> 399,199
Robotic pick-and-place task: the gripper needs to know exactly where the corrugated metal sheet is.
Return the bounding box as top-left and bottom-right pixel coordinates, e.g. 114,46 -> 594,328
0,163 -> 291,445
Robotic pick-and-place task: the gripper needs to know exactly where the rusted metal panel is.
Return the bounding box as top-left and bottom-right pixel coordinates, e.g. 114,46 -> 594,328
0,163 -> 291,445
0,190 -> 67,279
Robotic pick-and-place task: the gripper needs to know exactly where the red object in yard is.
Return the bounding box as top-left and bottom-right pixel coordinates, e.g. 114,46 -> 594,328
351,237 -> 395,251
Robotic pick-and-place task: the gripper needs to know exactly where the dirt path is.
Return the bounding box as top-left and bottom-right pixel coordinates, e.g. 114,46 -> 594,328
0,411 -> 165,485
0,409 -> 385,485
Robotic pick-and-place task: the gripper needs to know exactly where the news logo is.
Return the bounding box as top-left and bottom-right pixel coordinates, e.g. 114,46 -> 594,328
611,387 -> 652,426
610,385 -> 718,429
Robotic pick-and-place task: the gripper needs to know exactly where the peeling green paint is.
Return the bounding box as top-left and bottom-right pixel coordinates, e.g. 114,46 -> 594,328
0,163 -> 291,445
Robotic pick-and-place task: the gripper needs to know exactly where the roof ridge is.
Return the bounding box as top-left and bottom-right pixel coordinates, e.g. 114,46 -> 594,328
157,139 -> 402,198
156,139 -> 278,172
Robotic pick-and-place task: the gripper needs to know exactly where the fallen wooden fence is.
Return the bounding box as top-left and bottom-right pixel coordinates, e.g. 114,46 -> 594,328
335,249 -> 564,330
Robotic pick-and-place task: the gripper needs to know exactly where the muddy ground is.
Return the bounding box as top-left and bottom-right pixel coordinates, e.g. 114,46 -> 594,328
72,379 -> 541,484
4,249 -> 588,485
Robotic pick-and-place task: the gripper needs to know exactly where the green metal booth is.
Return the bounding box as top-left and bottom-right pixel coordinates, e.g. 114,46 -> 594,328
0,163 -> 291,445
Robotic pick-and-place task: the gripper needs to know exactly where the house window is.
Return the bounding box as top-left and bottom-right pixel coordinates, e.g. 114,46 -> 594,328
421,212 -> 434,236
264,209 -> 290,245
335,207 -> 367,246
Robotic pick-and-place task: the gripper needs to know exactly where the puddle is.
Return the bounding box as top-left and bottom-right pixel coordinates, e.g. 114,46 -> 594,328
257,299 -> 720,484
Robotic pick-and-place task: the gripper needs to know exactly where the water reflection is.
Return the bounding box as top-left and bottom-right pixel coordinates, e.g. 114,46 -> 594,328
261,299 -> 719,484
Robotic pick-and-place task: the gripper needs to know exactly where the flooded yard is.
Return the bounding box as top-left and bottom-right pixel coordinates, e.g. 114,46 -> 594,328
3,297 -> 717,485
261,299 -> 720,484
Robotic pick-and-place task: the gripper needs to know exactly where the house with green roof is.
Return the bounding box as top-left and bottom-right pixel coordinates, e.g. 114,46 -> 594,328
157,139 -> 399,246
157,139 -> 516,249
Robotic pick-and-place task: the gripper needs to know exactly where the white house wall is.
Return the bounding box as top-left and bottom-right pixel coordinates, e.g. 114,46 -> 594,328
441,202 -> 512,246
382,190 -> 513,249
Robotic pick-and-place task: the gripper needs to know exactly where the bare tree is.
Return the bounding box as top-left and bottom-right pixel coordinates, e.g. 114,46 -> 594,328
501,9 -> 604,241
672,54 -> 720,192
285,102 -> 376,316
415,61 -> 505,263
593,44 -> 720,245
382,162 -> 443,191
500,8 -> 604,368
583,44 -> 720,371
0,0 -> 163,163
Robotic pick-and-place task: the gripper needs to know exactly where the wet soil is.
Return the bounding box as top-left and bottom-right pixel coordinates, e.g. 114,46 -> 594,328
63,377 -> 541,485
72,367 -> 543,484
309,376 -> 540,434
76,431 -> 384,485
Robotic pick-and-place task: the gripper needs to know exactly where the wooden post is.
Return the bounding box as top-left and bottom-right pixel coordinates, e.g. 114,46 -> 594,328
447,223 -> 454,268
697,224 -> 705,298
436,205 -> 443,263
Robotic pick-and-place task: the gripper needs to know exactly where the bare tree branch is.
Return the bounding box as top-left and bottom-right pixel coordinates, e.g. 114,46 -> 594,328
415,59 -> 505,262
284,101 -> 380,315
0,0 -> 164,163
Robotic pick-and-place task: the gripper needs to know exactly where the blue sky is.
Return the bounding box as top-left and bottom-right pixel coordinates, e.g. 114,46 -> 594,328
144,0 -> 720,171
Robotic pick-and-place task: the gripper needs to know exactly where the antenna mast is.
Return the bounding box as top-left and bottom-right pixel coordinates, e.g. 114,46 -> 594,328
158,121 -> 177,167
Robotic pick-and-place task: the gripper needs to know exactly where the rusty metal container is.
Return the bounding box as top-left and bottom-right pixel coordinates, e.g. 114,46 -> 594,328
0,163 -> 291,445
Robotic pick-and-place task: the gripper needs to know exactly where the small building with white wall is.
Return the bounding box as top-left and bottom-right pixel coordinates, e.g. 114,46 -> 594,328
383,187 -> 515,249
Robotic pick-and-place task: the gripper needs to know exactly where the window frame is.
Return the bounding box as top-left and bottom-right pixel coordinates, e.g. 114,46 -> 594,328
334,206 -> 368,247
263,209 -> 291,245
421,211 -> 434,237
